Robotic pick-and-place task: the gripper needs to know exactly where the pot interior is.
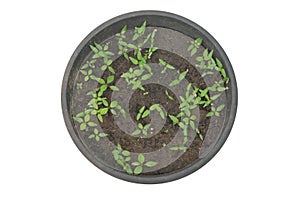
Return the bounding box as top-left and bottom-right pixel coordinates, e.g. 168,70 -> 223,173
63,12 -> 235,183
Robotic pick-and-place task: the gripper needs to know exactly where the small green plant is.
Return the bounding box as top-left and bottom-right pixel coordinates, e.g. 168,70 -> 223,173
188,38 -> 203,56
86,90 -> 108,109
136,106 -> 150,120
76,83 -> 82,90
147,29 -> 158,59
80,69 -> 93,82
208,80 -> 228,92
132,21 -> 146,41
150,104 -> 165,119
100,57 -> 115,74
169,70 -> 188,86
169,114 -> 179,125
73,110 -> 97,131
91,75 -> 119,96
132,123 -> 151,136
170,146 -> 187,151
159,59 -> 175,73
88,128 -> 108,141
206,104 -> 225,117
131,154 -> 158,175
215,58 -> 229,82
128,50 -> 152,73
81,59 -> 96,69
165,90 -> 174,101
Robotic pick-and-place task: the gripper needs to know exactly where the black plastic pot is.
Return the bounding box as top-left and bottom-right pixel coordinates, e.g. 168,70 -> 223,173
62,10 -> 237,184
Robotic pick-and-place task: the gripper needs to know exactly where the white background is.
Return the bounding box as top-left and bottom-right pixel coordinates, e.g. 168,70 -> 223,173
1,0 -> 299,199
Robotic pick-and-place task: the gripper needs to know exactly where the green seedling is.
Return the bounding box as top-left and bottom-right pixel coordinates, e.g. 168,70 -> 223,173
170,146 -> 187,151
159,59 -> 175,73
208,80 -> 228,92
91,75 -> 119,96
132,123 -> 151,136
165,90 -> 174,101
73,110 -> 97,131
206,104 -> 225,117
100,57 -> 115,74
131,154 -> 158,175
88,128 -> 108,141
80,69 -> 93,82
188,38 -> 203,56
81,59 -> 96,69
136,106 -> 150,120
215,58 -> 229,82
147,29 -> 158,58
76,83 -> 82,90
132,21 -> 147,41
193,85 -> 221,108
115,25 -> 127,38
196,48 -> 214,63
169,70 -> 188,86
129,50 -> 152,73
169,115 -> 179,125
86,90 -> 109,109
150,104 -> 165,119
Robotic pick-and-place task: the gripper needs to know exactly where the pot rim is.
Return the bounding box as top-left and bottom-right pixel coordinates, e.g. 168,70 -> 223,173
62,10 -> 238,184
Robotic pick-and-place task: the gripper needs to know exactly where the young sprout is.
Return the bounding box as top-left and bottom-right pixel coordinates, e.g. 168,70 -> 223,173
91,75 -> 119,95
80,69 -> 93,82
81,60 -> 96,69
159,59 -> 175,73
169,70 -> 188,86
206,104 -> 225,117
132,21 -> 147,41
150,104 -> 165,119
88,128 -> 108,141
132,123 -> 151,136
101,57 -> 115,74
165,90 -> 174,101
131,154 -> 158,175
76,83 -> 83,90
73,110 -> 96,131
188,38 -> 203,56
136,106 -> 150,120
129,50 -> 152,73
169,115 -> 179,125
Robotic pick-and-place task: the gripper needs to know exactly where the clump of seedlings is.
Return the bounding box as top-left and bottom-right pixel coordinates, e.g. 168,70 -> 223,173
72,21 -> 229,175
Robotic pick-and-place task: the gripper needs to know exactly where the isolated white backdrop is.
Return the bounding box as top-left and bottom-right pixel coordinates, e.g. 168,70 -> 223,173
0,0 -> 299,199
